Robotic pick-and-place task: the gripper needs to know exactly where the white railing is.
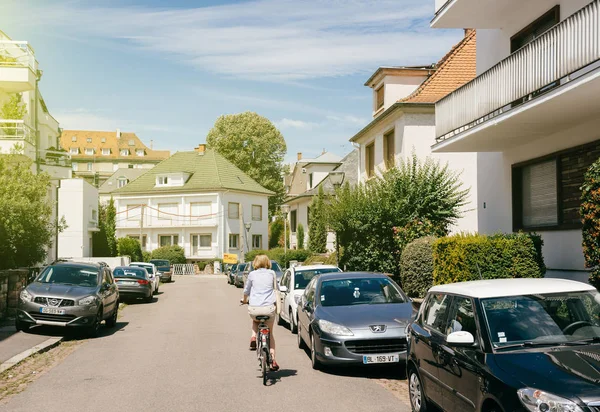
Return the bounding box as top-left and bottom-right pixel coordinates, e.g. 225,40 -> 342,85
0,41 -> 37,72
172,264 -> 196,275
0,119 -> 35,146
436,0 -> 600,141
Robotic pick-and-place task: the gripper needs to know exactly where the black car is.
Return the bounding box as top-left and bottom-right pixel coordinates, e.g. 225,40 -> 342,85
407,278 -> 600,412
149,259 -> 172,283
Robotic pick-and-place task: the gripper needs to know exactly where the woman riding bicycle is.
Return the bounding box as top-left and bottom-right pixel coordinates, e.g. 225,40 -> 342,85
241,254 -> 280,371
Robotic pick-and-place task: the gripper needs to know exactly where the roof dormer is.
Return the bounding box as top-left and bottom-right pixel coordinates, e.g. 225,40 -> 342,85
155,173 -> 191,188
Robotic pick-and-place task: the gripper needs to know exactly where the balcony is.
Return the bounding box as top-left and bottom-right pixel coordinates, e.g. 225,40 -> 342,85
0,119 -> 36,157
0,41 -> 38,92
432,0 -> 524,29
40,149 -> 72,167
434,1 -> 600,153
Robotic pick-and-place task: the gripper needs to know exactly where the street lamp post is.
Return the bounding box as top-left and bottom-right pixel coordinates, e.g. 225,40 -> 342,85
244,222 -> 252,253
328,171 -> 345,268
281,204 -> 290,268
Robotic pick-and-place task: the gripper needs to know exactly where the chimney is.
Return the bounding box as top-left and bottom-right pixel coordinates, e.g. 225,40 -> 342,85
464,28 -> 474,37
195,144 -> 206,155
297,152 -> 302,161
116,128 -> 121,139
322,148 -> 326,155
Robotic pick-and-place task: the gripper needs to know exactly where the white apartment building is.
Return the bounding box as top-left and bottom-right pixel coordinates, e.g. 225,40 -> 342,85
431,0 -> 600,282
57,179 -> 100,258
351,30 -> 481,234
112,145 -> 272,262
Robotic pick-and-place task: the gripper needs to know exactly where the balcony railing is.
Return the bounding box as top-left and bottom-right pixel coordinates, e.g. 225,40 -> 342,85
0,119 -> 35,146
40,149 -> 72,167
0,41 -> 37,72
435,0 -> 600,142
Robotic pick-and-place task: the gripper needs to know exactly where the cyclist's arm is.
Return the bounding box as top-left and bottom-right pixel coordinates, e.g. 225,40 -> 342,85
242,273 -> 252,303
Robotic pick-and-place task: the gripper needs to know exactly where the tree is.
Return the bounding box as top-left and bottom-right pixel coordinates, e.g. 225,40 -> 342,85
117,237 -> 142,262
206,112 -> 286,215
0,155 -> 54,269
92,203 -> 110,257
151,245 -> 186,264
297,223 -> 305,249
308,186 -> 328,253
1,94 -> 27,136
581,159 -> 600,288
269,219 -> 284,249
105,197 -> 117,256
328,154 -> 468,277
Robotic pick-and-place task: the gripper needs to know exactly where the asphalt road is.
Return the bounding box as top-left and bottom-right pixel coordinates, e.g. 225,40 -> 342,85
3,275 -> 411,412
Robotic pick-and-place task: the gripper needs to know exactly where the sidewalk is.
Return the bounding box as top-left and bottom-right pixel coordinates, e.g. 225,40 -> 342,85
0,324 -> 59,365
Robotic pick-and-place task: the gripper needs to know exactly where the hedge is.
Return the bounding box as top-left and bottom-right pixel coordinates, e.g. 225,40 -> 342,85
117,237 -> 142,262
150,245 -> 186,264
432,232 -> 545,285
400,236 -> 436,298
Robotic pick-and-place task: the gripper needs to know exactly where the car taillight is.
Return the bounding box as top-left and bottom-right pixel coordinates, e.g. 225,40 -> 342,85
137,279 -> 149,285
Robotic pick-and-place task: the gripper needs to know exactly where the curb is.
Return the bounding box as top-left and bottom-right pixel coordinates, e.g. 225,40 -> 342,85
0,336 -> 63,374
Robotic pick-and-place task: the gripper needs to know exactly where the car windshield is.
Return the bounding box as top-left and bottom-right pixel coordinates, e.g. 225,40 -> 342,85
295,268 -> 340,290
320,277 -> 406,307
113,268 -> 147,279
131,264 -> 153,274
237,264 -> 247,273
271,261 -> 282,272
150,260 -> 169,267
482,290 -> 600,349
36,265 -> 99,287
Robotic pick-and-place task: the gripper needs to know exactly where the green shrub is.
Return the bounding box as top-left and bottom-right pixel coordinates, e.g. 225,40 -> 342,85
581,159 -> 600,288
245,249 -> 268,262
142,251 -> 152,262
297,223 -> 305,249
117,237 -> 142,262
245,248 -> 313,269
269,220 -> 284,249
151,245 -> 186,264
308,186 -> 327,253
432,233 -> 545,285
400,237 -> 436,298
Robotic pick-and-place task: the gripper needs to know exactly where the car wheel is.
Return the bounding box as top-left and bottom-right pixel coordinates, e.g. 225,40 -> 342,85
105,303 -> 118,328
145,292 -> 153,303
409,369 -> 428,412
310,333 -> 321,370
87,307 -> 102,338
297,322 -> 305,349
15,319 -> 31,332
290,311 -> 298,334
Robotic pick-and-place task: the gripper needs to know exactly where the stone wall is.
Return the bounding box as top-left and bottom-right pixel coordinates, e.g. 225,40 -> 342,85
0,269 -> 29,319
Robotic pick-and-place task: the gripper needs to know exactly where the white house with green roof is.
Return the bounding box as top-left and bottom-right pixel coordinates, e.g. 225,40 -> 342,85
111,145 -> 273,262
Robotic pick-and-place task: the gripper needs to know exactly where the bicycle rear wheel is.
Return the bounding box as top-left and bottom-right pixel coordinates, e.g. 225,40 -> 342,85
261,350 -> 267,386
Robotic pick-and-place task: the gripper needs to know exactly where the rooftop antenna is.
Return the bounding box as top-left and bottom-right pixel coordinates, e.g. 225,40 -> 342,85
475,262 -> 483,280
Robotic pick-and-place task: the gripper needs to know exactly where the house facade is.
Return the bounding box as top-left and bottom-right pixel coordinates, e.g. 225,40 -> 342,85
112,145 -> 272,262
351,30 -> 482,234
59,129 -> 170,187
431,0 -> 600,282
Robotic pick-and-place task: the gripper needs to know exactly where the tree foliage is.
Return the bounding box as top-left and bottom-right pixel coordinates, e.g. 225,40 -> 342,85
92,198 -> 117,257
105,197 -> 117,256
297,223 -> 305,250
581,159 -> 600,288
117,237 -> 142,262
308,186 -> 328,253
206,112 -> 286,215
1,94 -> 27,137
151,245 -> 186,264
327,154 -> 469,277
0,155 -> 54,269
269,219 -> 284,249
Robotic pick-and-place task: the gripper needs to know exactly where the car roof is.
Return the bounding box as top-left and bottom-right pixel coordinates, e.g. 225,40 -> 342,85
130,262 -> 153,266
50,261 -> 101,270
115,266 -> 147,271
429,278 -> 596,299
293,265 -> 339,272
316,271 -> 388,281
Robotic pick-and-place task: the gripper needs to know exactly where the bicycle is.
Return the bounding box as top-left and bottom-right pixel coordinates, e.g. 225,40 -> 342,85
240,301 -> 272,386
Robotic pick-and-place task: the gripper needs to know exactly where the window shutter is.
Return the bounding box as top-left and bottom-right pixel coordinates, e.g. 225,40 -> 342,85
522,160 -> 558,227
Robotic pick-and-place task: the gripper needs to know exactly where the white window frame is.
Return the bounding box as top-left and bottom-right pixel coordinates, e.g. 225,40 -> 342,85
69,147 -> 78,155
191,233 -> 212,255
102,148 -> 110,156
157,203 -> 178,220
136,149 -> 145,157
252,205 -> 262,221
71,136 -> 77,142
156,176 -> 169,186
120,149 -> 130,156
87,162 -> 93,172
228,234 -> 239,249
117,177 -> 128,188
127,234 -> 147,248
228,202 -> 240,219
85,148 -> 94,155
158,234 -> 179,247
126,204 -> 145,221
252,234 -> 262,250
72,163 -> 78,172
86,138 -> 92,143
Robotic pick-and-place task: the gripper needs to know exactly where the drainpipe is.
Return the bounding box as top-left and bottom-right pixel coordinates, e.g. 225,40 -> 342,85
34,70 -> 41,173
55,179 -> 61,262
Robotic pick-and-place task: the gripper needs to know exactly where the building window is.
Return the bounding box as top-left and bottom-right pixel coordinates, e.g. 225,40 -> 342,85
158,203 -> 178,220
159,235 -> 179,247
85,148 -> 94,155
128,139 -> 135,146
156,176 -> 169,186
511,6 -> 560,53
69,147 -> 78,154
136,149 -> 145,157
252,205 -> 262,221
290,210 -> 297,233
117,177 -> 128,188
366,142 -> 375,178
91,209 -> 98,221
71,136 -> 77,142
127,235 -> 147,248
228,202 -> 239,219
309,173 -> 314,189
375,85 -> 384,110
86,137 -> 92,143
72,163 -> 78,172
252,235 -> 262,249
383,129 -> 395,169
101,138 -> 106,143
87,163 -> 93,172
102,148 -> 110,155
126,204 -> 145,221
191,234 -> 212,255
120,149 -> 129,156
128,164 -> 134,169
229,234 -> 239,249
514,159 -> 558,229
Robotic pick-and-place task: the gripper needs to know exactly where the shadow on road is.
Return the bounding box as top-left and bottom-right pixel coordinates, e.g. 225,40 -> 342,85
264,369 -> 298,386
120,296 -> 158,304
18,321 -> 130,342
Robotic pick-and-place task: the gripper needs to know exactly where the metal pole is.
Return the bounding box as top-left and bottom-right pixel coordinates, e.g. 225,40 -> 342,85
284,213 -> 287,267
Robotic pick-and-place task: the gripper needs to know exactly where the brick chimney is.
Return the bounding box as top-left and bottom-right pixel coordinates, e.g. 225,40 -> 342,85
116,128 -> 121,139
464,28 -> 475,37
195,144 -> 206,155
297,152 -> 302,161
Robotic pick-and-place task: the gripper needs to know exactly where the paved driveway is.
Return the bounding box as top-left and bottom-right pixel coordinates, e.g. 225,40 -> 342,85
2,275 -> 411,412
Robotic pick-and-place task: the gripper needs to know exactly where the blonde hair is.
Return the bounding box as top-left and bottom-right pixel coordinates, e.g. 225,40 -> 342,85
253,254 -> 272,270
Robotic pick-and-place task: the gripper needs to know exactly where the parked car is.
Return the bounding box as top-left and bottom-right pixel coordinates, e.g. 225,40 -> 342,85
278,265 -> 341,333
234,263 -> 248,288
243,260 -> 283,286
113,266 -> 153,303
227,263 -> 238,285
149,259 -> 172,283
297,272 -> 415,370
406,278 -> 600,412
130,262 -> 159,294
16,261 -> 119,337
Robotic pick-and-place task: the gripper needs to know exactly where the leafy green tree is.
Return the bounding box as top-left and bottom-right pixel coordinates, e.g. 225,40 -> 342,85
581,159 -> 600,288
151,245 -> 186,264
308,186 -> 327,253
1,94 -> 27,136
206,112 -> 286,215
92,203 -> 110,256
117,237 -> 142,262
0,155 -> 54,269
328,154 -> 468,277
297,223 -> 305,249
269,219 -> 284,249
105,197 -> 117,256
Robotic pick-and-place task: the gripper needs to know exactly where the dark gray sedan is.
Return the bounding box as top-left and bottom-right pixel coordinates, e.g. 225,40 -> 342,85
297,272 -> 415,370
113,266 -> 153,302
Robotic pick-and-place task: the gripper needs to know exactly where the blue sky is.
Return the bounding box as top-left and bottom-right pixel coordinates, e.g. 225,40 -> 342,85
0,0 -> 462,163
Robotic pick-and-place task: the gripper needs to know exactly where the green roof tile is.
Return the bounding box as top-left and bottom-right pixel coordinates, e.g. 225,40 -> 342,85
113,149 -> 274,196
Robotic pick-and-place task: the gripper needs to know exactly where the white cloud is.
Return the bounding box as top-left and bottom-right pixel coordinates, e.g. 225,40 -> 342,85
326,114 -> 369,127
54,109 -> 119,131
276,118 -> 319,130
7,0 -> 461,81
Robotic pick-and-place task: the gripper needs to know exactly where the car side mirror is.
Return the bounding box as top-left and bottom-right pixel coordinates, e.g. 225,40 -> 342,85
279,285 -> 288,293
446,331 -> 475,346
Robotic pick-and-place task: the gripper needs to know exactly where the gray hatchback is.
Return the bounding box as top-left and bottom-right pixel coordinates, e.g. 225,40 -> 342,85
113,266 -> 153,302
16,261 -> 119,337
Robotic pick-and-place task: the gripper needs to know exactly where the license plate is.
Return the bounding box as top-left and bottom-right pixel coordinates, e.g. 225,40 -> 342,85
40,307 -> 65,315
363,354 -> 400,364
119,281 -> 137,285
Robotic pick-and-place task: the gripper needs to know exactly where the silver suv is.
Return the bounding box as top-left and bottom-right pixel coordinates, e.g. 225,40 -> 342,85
16,261 -> 119,337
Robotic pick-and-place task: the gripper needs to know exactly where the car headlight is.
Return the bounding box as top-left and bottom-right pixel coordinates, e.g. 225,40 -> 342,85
78,296 -> 98,306
294,295 -> 302,304
517,388 -> 584,412
20,289 -> 33,302
318,319 -> 353,336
